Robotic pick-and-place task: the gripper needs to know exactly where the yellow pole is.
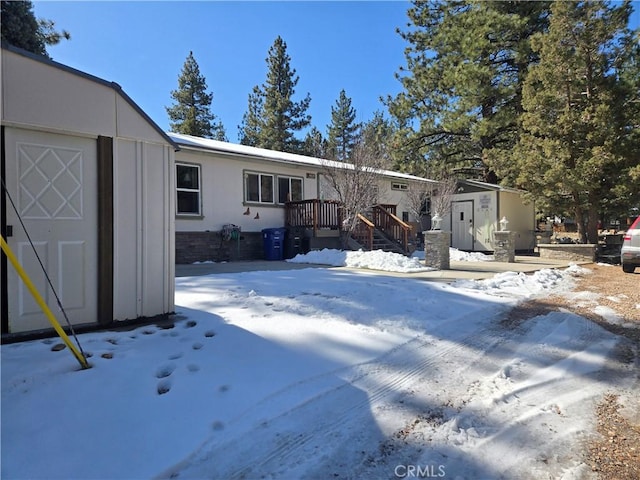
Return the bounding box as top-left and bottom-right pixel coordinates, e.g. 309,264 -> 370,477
1,235 -> 89,369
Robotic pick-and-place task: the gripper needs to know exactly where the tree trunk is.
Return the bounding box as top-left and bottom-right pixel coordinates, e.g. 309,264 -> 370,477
574,206 -> 588,244
586,204 -> 599,244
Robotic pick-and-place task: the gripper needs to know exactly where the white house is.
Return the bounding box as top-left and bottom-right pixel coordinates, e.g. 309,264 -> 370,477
1,44 -> 176,336
169,132 -> 437,263
444,180 -> 536,252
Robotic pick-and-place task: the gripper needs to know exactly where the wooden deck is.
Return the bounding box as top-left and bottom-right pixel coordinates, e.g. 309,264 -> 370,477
284,200 -> 414,254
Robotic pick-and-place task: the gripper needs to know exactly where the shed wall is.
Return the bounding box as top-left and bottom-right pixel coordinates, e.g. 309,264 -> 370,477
498,192 -> 536,251
113,139 -> 175,320
2,47 -> 175,334
2,49 -> 168,145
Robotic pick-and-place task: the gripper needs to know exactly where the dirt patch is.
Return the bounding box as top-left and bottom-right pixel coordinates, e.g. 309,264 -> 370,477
503,263 -> 640,343
588,393 -> 640,479
502,262 -> 640,479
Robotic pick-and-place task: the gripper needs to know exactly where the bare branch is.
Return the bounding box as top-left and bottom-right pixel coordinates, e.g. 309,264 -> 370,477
319,138 -> 390,246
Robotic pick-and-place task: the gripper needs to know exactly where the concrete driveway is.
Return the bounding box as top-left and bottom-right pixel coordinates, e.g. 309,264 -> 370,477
175,255 -> 580,283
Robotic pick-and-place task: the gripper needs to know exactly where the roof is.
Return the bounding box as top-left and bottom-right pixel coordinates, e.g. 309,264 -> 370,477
458,179 -> 525,194
168,132 -> 437,184
1,42 -> 178,150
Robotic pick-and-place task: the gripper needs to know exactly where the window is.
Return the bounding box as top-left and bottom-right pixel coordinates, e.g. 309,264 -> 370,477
176,163 -> 201,215
245,172 -> 274,204
391,182 -> 409,191
278,176 -> 303,203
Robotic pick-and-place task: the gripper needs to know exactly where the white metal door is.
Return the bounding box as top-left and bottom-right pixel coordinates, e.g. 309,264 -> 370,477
452,201 -> 474,250
4,128 -> 97,333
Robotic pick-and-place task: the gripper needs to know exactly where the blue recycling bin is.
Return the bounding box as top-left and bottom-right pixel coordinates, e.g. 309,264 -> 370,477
262,227 -> 287,260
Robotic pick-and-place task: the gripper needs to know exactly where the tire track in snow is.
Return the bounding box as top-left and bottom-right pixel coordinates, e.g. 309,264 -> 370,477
158,306 -> 512,479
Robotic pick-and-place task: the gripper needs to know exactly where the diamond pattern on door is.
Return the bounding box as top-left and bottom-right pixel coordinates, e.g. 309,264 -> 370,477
17,143 -> 83,219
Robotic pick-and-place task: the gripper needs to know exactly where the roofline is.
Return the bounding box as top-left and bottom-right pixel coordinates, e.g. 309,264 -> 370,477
168,132 -> 437,185
459,179 -> 524,194
1,42 -> 179,151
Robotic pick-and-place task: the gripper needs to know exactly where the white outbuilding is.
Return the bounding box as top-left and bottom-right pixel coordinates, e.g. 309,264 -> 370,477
445,180 -> 536,252
1,44 -> 176,336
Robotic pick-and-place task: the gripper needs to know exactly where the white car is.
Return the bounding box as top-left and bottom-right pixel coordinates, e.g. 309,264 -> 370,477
621,216 -> 640,273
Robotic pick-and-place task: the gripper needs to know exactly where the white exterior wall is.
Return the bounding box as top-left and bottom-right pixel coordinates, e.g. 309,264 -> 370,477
2,50 -> 116,136
318,173 -> 425,222
498,191 -> 536,251
113,140 -> 175,320
175,149 -> 320,233
444,191 -> 499,251
2,49 -> 166,145
2,47 -> 175,331
443,189 -> 535,251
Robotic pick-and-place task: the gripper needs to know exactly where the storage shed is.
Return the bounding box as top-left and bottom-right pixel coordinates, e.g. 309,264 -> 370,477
1,44 -> 176,336
443,180 -> 536,252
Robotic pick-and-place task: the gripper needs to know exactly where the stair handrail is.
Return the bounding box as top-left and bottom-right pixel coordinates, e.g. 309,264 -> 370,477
355,213 -> 375,250
372,205 -> 413,253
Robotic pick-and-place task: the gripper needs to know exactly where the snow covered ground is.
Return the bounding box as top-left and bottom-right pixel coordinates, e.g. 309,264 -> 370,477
2,250 -> 637,479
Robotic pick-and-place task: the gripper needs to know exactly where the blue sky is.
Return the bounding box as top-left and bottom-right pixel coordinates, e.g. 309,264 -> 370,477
34,1 -> 411,142
34,1 -> 639,144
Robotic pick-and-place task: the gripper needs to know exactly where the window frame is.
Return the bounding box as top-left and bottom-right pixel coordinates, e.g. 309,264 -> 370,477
277,175 -> 304,204
391,181 -> 409,191
244,170 -> 275,204
176,162 -> 202,217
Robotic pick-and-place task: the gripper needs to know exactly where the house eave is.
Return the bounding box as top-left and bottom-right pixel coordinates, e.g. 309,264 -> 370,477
168,132 -> 437,185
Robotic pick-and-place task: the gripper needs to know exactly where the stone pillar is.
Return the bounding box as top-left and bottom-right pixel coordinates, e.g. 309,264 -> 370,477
423,230 -> 451,270
493,231 -> 516,263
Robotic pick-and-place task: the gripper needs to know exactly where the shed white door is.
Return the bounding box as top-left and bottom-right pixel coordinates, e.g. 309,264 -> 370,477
452,201 -> 474,251
4,128 -> 97,333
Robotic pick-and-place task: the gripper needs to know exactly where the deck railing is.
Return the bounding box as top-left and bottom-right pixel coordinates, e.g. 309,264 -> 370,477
284,199 -> 342,235
284,200 -> 413,254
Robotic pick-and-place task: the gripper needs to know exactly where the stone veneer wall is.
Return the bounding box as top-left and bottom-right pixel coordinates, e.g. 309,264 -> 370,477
538,244 -> 596,262
176,231 -> 263,264
424,231 -> 451,270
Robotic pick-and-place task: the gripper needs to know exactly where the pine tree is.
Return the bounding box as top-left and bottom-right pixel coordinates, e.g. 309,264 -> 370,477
510,0 -> 639,243
238,86 -> 263,146
239,36 -> 311,153
166,52 -> 226,140
1,0 -> 70,58
360,111 -> 396,164
302,127 -> 328,158
327,90 -> 359,161
388,0 -> 550,180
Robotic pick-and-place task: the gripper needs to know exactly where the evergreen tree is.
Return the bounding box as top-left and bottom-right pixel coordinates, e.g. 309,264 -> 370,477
360,111 -> 396,163
302,127 -> 328,158
388,0 -> 550,180
327,90 -> 360,161
238,86 -> 263,146
239,36 -> 311,153
166,51 -> 227,140
1,0 -> 70,58
507,0 -> 639,243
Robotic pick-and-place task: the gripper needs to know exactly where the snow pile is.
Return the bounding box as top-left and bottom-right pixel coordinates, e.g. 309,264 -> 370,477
453,265 -> 587,298
412,248 -> 494,262
449,247 -> 494,262
289,247 -> 494,272
287,248 -> 433,273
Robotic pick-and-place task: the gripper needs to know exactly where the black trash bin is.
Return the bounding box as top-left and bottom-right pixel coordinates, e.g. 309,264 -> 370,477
262,227 -> 287,260
285,227 -> 307,259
